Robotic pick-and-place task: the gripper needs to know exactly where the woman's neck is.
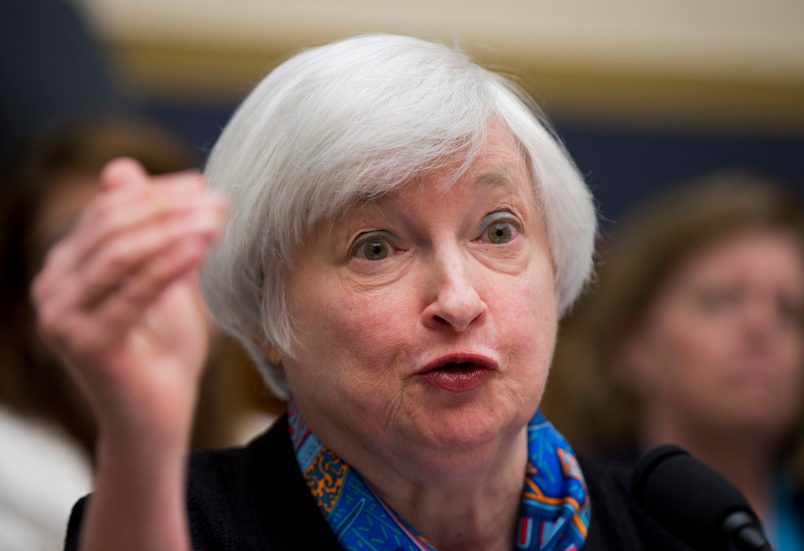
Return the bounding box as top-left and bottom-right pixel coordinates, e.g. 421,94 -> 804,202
357,426 -> 528,551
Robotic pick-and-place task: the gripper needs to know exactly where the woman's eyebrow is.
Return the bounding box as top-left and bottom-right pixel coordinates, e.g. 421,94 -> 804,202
472,168 -> 540,215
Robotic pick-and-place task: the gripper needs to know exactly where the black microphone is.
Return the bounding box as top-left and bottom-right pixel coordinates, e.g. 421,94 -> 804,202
631,445 -> 773,551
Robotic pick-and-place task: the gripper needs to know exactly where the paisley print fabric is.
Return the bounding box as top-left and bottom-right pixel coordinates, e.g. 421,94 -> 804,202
289,402 -> 590,551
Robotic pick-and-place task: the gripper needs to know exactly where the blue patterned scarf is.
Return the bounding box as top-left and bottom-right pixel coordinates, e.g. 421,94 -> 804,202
289,402 -> 590,550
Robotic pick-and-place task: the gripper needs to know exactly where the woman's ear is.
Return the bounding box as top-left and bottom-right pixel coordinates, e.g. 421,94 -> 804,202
261,342 -> 281,366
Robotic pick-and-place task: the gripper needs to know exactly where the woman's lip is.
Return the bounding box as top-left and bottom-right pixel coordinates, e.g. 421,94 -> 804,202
416,353 -> 498,393
422,368 -> 494,392
416,353 -> 499,374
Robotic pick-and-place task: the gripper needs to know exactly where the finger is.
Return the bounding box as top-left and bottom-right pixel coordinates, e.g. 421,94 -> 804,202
100,157 -> 149,190
33,192 -> 219,315
32,265 -> 71,350
36,166 -> 205,288
32,158 -> 225,326
90,235 -> 212,344
78,184 -> 222,262
40,179 -> 224,299
42,193 -> 224,318
35,212 -> 221,362
88,160 -> 210,257
34,185 -> 225,324
151,168 -> 204,187
78,171 -> 209,238
74,202 -> 226,309
101,157 -> 204,191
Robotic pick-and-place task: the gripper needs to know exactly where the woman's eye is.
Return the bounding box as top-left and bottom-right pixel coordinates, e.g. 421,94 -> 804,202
692,288 -> 739,313
479,211 -> 520,245
487,221 -> 514,244
361,240 -> 390,260
351,233 -> 394,261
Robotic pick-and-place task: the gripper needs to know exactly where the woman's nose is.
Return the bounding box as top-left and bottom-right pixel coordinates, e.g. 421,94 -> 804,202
421,254 -> 487,332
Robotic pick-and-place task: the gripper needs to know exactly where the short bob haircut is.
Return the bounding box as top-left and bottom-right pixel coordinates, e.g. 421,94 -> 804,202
202,33 -> 596,397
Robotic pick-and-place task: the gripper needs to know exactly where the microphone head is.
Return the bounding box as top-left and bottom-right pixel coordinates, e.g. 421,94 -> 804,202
631,445 -> 763,550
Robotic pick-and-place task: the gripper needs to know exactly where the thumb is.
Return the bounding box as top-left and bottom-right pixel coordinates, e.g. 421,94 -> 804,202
100,157 -> 150,190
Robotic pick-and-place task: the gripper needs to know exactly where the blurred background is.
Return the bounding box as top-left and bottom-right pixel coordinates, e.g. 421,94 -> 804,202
73,0 -> 804,222
3,0 -> 802,221
0,1 -> 802,548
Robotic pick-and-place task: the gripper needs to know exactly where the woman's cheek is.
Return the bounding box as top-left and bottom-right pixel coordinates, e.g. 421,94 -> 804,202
510,271 -> 556,336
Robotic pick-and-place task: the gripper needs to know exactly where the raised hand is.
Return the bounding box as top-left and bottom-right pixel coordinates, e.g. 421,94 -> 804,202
31,158 -> 228,550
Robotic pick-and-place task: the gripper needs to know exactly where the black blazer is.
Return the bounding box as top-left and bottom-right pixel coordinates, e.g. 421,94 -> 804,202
65,416 -> 689,550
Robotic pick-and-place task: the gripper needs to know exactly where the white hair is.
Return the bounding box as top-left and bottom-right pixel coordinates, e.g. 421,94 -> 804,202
201,33 -> 596,397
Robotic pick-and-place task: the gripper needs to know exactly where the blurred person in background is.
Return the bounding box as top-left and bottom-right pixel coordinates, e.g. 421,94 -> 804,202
1,2 -> 285,546
544,172 -> 804,550
0,118 -> 200,549
0,0 -> 283,551
0,116 -> 285,550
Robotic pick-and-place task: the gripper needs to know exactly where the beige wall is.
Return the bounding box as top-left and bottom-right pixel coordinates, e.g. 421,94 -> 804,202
74,0 -> 804,131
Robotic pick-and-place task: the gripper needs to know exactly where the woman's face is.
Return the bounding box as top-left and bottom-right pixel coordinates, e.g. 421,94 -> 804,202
281,122 -> 557,474
625,230 -> 804,444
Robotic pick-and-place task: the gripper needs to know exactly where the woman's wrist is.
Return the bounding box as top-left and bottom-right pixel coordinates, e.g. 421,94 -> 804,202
93,380 -> 199,453
83,433 -> 192,551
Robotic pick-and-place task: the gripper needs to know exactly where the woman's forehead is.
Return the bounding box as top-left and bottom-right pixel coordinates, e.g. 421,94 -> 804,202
309,122 -> 538,239
354,125 -> 532,207
352,162 -> 532,213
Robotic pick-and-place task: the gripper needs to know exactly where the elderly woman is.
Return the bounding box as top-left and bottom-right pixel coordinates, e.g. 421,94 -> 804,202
546,174 -> 804,549
34,34 -> 685,550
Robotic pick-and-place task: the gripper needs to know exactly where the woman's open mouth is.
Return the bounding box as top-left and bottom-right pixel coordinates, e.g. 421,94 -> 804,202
417,354 -> 497,393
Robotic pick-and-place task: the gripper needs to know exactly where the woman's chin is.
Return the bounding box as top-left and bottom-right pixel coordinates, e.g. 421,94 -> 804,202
404,403 -> 525,457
